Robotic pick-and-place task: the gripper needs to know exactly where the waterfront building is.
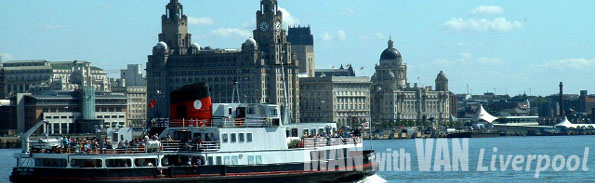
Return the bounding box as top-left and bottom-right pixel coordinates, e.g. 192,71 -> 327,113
299,76 -> 371,127
494,116 -> 539,126
370,39 -> 450,124
146,0 -> 300,122
1,60 -> 110,95
579,90 -> 595,115
287,26 -> 315,77
314,64 -> 356,77
120,64 -> 146,87
8,90 -> 128,135
111,82 -> 147,128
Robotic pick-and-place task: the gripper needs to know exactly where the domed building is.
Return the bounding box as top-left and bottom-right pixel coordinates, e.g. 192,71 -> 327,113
147,0 -> 302,122
370,38 -> 451,124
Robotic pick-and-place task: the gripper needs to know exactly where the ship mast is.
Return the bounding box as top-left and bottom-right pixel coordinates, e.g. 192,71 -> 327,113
281,59 -> 290,125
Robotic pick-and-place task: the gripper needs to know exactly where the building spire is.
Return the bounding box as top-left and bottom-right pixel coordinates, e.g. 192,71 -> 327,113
388,36 -> 394,48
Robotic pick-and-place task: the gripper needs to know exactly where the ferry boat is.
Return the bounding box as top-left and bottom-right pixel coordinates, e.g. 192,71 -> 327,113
10,83 -> 376,182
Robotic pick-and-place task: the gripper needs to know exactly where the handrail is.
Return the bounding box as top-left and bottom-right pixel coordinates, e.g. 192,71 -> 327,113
29,141 -> 221,155
152,117 -> 273,128
294,137 -> 362,148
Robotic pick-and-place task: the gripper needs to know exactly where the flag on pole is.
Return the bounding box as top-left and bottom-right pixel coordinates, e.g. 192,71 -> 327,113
361,122 -> 370,129
149,99 -> 157,108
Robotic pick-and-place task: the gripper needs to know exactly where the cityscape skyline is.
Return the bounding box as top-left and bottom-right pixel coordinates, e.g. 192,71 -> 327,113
1,0 -> 594,96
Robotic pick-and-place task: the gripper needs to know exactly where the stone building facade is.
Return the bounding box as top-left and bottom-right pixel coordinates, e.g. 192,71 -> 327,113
370,39 -> 450,124
287,26 -> 315,77
120,64 -> 146,87
9,90 -> 128,135
112,84 -> 146,128
147,0 -> 300,122
1,60 -> 110,96
300,76 -> 371,127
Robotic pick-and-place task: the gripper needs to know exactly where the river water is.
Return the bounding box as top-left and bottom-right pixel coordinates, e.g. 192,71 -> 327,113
1,136 -> 593,183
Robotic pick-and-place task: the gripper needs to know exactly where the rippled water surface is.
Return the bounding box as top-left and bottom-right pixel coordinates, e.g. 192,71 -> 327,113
1,136 -> 593,183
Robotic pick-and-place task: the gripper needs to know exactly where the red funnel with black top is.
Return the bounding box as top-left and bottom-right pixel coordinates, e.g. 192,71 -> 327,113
169,82 -> 212,126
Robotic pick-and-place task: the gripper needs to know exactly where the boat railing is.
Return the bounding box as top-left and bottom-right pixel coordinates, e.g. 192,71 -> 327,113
152,117 -> 271,128
293,137 -> 362,148
28,140 -> 220,154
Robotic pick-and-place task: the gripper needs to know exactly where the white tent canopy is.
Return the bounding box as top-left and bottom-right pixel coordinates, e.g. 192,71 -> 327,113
471,104 -> 498,123
555,117 -> 595,128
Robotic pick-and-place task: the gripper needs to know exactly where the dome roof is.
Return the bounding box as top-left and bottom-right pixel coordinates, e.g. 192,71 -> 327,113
380,39 -> 401,60
384,71 -> 395,79
191,42 -> 200,50
154,41 -> 168,50
436,71 -> 448,80
245,38 -> 257,47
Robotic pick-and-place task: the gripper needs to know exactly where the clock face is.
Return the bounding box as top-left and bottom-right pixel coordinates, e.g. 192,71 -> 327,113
259,21 -> 269,32
275,21 -> 282,31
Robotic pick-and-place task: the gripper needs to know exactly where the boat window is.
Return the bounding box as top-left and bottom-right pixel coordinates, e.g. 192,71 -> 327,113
232,156 -> 239,165
194,133 -> 202,140
34,158 -> 67,168
247,133 -> 253,142
239,133 -> 245,142
222,133 -> 228,143
134,158 -> 157,167
71,159 -> 103,168
310,129 -> 316,136
318,129 -> 324,135
236,107 -> 246,118
286,129 -> 289,137
255,155 -> 262,164
231,133 -> 237,143
303,129 -> 309,136
216,156 -> 222,165
248,155 -> 255,165
207,156 -> 214,165
106,159 -> 131,168
224,156 -> 231,165
161,157 -> 170,166
269,108 -> 278,115
247,107 -> 255,114
291,128 -> 298,137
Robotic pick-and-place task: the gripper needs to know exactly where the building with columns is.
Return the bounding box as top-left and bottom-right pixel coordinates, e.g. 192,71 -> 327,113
300,76 -> 371,128
370,39 -> 450,124
146,0 -> 300,123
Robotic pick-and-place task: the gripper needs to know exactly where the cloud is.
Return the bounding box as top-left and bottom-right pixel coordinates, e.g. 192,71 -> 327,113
321,31 -> 347,41
187,17 -> 214,25
44,24 -> 67,30
430,53 -> 503,66
321,31 -> 333,41
337,30 -> 346,41
471,5 -> 504,15
358,32 -> 387,40
278,7 -> 300,27
1,53 -> 14,61
210,28 -> 252,38
478,57 -> 503,64
444,17 -> 522,32
543,58 -> 595,70
339,8 -> 355,16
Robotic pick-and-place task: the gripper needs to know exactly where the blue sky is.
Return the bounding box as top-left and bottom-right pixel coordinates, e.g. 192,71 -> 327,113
1,0 -> 594,96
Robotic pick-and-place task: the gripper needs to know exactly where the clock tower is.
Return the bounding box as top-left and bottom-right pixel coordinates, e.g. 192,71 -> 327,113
253,0 -> 289,65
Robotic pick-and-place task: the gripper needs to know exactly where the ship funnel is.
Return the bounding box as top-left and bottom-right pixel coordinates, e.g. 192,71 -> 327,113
170,82 -> 212,125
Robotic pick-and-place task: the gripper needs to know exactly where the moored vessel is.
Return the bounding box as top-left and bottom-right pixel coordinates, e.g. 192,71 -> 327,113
10,82 -> 376,183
